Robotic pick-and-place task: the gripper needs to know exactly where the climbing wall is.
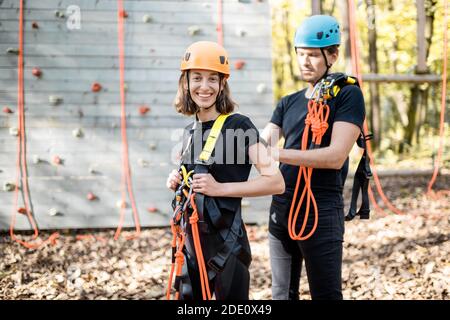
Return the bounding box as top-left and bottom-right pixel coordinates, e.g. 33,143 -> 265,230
0,0 -> 273,230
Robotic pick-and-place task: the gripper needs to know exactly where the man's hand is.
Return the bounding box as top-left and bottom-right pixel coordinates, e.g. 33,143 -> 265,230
268,146 -> 280,162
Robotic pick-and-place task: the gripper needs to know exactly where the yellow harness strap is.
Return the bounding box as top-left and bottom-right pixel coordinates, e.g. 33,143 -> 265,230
198,113 -> 230,162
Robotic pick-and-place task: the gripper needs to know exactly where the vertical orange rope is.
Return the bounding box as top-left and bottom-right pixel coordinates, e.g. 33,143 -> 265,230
114,0 -> 141,240
427,0 -> 448,195
347,0 -> 404,216
217,0 -> 223,46
10,0 -> 59,249
288,100 -> 329,241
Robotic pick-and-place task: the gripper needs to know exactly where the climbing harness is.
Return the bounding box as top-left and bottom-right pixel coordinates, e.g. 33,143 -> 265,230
166,113 -> 252,300
288,73 -> 373,241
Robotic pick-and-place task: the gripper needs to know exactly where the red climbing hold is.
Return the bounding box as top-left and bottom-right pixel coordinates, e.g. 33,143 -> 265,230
3,107 -> 13,114
234,60 -> 246,70
52,155 -> 62,165
87,192 -> 97,201
120,10 -> 128,18
31,21 -> 39,29
147,206 -> 158,213
139,105 -> 150,115
18,207 -> 28,215
91,82 -> 102,92
32,67 -> 42,78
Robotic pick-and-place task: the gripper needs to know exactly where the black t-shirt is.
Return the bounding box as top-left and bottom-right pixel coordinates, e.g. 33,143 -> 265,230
181,113 -> 260,214
270,85 -> 366,206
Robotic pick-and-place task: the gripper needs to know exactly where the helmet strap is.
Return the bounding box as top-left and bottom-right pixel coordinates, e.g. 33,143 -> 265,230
315,48 -> 332,86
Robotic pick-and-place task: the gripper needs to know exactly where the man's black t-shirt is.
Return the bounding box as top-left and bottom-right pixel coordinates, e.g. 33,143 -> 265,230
270,85 -> 366,207
181,113 -> 260,214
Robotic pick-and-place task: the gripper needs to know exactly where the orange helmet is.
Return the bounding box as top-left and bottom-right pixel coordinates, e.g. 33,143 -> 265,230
180,41 -> 230,79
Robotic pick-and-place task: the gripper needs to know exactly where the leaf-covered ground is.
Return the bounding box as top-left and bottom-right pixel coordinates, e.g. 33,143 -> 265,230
0,175 -> 448,300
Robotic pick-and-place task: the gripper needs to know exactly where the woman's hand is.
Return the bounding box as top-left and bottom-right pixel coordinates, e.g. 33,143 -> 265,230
192,173 -> 225,196
166,169 -> 182,191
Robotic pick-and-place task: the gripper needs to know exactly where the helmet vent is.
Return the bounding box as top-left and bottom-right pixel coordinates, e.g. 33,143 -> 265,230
185,53 -> 191,61
316,31 -> 323,39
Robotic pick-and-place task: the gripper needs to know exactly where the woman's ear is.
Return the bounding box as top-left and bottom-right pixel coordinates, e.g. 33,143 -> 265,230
221,78 -> 227,92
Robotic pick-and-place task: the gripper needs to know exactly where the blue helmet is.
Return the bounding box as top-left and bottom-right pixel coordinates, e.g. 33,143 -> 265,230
294,15 -> 341,48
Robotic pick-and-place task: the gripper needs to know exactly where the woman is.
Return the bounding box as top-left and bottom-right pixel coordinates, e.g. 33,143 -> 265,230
166,41 -> 284,300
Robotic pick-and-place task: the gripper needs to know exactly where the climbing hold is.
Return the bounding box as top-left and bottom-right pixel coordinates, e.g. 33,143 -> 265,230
52,155 -> 63,165
147,206 -> 158,213
18,207 -> 28,215
78,109 -> 84,118
137,158 -> 149,167
87,192 -> 98,201
72,128 -> 84,138
142,14 -> 153,23
3,182 -> 16,192
9,127 -> 19,136
139,105 -> 150,115
91,82 -> 102,92
6,47 -> 19,55
31,21 -> 39,29
88,165 -> 99,175
54,10 -> 65,18
116,200 -> 128,209
256,83 -> 267,94
3,107 -> 13,114
235,27 -> 246,37
188,25 -> 201,36
120,10 -> 128,18
49,95 -> 63,106
234,60 -> 246,70
149,142 -> 157,151
32,67 -> 42,78
32,155 -> 42,164
48,207 -> 63,216
123,82 -> 129,92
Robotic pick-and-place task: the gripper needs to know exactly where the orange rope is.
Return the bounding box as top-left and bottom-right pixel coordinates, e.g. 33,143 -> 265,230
288,100 -> 330,241
9,0 -> 59,249
347,0 -> 405,216
427,0 -> 448,195
189,194 -> 212,299
114,0 -> 141,240
166,215 -> 186,300
217,0 -> 223,46
166,194 -> 211,300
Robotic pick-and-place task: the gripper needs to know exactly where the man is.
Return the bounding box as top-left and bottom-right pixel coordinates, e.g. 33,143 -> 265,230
261,15 -> 366,300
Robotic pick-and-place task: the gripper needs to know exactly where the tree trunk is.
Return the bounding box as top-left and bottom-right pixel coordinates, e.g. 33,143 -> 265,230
283,8 -> 299,84
404,0 -> 436,150
365,0 -> 381,149
337,0 -> 352,75
415,0 -> 437,144
311,0 -> 322,15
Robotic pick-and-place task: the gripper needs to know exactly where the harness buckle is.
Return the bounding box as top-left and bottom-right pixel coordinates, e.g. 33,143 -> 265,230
207,258 -> 225,274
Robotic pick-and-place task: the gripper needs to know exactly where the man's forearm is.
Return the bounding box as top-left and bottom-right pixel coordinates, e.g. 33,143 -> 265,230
220,172 -> 285,197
